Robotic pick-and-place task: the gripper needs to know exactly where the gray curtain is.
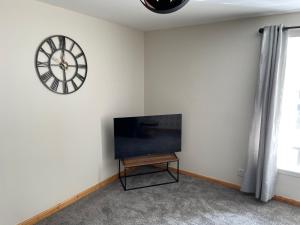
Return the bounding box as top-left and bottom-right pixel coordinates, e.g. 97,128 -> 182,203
241,25 -> 288,202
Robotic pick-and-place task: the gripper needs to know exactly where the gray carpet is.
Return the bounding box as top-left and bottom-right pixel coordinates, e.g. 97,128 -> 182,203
37,168 -> 300,225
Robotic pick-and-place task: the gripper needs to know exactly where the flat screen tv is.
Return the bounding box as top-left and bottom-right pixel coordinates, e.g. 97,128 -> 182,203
114,114 -> 182,159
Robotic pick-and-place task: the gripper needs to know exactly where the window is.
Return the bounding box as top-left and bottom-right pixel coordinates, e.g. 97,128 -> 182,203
277,34 -> 300,173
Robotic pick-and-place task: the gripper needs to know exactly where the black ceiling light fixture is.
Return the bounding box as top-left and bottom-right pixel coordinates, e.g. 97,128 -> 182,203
140,0 -> 190,14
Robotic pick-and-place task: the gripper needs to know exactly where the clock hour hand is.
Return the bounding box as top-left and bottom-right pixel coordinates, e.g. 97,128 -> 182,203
51,57 -> 61,64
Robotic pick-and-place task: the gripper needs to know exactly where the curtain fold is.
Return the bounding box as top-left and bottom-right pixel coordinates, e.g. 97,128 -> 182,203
241,25 -> 288,202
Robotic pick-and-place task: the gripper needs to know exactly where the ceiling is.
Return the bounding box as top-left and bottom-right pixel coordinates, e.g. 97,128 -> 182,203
39,0 -> 300,31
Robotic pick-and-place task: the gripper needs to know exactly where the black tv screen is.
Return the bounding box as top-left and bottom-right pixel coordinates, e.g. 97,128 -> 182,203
114,114 -> 182,159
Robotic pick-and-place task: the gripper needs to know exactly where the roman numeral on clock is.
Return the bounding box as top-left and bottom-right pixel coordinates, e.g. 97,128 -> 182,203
58,36 -> 66,50
71,80 -> 78,90
69,41 -> 75,52
37,61 -> 49,67
50,78 -> 59,91
75,52 -> 84,59
62,82 -> 68,94
40,71 -> 53,83
76,73 -> 85,82
46,38 -> 57,53
78,64 -> 87,69
40,48 -> 51,58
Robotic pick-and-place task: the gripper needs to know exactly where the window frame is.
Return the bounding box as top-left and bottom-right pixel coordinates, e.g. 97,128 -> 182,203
277,31 -> 300,175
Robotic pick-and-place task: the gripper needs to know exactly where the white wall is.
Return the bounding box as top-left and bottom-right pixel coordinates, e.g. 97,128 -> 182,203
145,13 -> 300,202
0,1 -> 144,225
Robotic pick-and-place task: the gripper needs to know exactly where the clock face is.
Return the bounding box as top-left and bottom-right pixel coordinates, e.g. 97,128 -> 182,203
35,35 -> 87,94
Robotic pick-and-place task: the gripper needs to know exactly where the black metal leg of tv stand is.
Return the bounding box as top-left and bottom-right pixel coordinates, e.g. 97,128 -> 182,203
119,160 -> 126,191
118,160 -> 179,191
166,161 -> 179,183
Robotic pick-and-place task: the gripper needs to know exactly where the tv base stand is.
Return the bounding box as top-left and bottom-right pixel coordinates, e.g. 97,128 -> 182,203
118,153 -> 179,191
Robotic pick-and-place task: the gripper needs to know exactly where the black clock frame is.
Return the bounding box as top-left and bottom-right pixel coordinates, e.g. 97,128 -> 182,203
35,35 -> 88,95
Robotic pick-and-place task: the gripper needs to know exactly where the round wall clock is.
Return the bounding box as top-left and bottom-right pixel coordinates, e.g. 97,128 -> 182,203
35,35 -> 88,94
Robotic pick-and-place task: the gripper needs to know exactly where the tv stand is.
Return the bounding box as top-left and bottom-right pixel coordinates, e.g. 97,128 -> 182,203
118,153 -> 179,191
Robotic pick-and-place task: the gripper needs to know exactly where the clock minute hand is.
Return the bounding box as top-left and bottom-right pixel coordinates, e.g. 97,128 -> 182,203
61,48 -> 65,62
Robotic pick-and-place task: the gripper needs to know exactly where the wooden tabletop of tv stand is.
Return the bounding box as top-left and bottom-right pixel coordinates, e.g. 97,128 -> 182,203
122,153 -> 178,168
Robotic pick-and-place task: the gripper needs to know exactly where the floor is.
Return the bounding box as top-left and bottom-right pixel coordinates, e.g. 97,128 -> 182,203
38,168 -> 300,225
